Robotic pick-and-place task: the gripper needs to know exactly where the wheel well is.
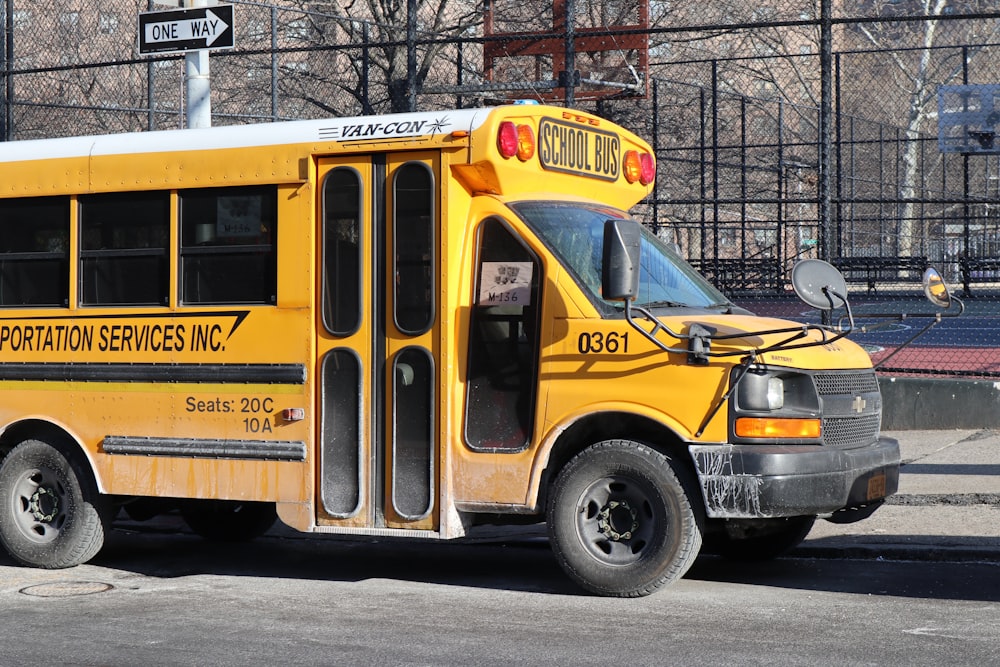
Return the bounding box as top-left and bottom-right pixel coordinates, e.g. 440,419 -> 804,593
539,411 -> 700,512
0,420 -> 96,487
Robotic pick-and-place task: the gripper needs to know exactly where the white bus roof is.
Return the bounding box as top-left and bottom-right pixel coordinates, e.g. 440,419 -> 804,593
0,108 -> 493,163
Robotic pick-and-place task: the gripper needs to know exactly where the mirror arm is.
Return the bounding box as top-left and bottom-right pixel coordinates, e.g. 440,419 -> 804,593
624,299 -> 854,358
695,351 -> 758,437
623,300 -> 691,356
873,317 -> 942,370
825,286 -> 854,331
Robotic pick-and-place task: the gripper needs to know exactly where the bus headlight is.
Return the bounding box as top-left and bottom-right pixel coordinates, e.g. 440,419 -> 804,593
730,368 -> 822,442
737,372 -> 785,411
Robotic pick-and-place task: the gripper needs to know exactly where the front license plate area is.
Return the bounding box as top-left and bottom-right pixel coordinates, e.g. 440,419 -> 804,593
866,472 -> 887,500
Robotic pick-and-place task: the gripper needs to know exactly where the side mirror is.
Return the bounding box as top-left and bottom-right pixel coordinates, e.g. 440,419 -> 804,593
791,259 -> 848,311
602,219 -> 641,301
922,267 -> 951,308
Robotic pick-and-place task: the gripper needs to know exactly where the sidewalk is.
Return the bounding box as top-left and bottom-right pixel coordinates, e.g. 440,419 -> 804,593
800,429 -> 1000,561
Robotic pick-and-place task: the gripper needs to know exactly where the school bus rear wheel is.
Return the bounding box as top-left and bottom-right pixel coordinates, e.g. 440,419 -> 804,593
547,439 -> 703,597
0,439 -> 109,569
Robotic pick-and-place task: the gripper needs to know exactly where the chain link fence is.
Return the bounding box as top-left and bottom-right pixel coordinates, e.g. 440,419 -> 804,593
3,1 -> 1000,377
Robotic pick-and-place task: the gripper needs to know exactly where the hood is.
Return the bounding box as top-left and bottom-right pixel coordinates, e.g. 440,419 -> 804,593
657,313 -> 872,370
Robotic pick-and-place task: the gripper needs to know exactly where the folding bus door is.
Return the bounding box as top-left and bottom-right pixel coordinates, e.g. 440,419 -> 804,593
316,153 -> 439,532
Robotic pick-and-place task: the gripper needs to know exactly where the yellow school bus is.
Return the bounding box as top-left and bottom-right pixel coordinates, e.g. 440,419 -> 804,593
0,105 -> 900,596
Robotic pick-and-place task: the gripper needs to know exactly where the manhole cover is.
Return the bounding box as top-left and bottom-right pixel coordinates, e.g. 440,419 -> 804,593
20,581 -> 114,598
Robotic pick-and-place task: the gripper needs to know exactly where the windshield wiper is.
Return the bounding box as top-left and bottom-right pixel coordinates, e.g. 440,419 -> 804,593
637,299 -> 689,309
705,302 -> 735,312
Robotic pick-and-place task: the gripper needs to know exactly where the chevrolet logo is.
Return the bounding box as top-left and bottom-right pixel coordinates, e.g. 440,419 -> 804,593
852,395 -> 867,413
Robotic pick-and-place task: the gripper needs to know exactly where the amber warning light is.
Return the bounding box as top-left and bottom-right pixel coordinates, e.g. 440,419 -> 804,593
497,121 -> 536,161
624,150 -> 656,186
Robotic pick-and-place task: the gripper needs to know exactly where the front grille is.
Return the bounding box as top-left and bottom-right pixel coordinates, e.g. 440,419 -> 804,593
815,370 -> 881,449
814,371 -> 879,396
823,414 -> 881,448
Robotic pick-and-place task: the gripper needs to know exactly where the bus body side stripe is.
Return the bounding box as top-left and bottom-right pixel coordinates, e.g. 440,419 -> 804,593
0,363 -> 306,384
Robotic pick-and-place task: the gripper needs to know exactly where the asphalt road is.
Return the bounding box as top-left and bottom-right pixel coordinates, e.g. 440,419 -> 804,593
1,523 -> 998,666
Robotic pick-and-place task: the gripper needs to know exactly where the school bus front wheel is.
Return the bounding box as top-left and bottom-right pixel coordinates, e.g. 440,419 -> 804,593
0,439 -> 111,569
546,440 -> 704,598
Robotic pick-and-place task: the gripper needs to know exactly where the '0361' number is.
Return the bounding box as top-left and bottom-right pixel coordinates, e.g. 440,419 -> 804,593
578,331 -> 629,354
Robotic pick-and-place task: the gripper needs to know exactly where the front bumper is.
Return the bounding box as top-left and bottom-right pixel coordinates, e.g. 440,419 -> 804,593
688,436 -> 900,520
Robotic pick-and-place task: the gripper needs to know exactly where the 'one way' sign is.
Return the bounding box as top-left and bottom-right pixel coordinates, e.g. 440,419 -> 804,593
138,4 -> 235,55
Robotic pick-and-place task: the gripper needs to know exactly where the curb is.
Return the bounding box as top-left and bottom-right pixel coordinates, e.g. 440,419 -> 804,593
794,542 -> 1000,564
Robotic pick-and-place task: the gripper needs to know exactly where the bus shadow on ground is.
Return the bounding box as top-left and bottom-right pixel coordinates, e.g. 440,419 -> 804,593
3,519 -> 997,602
88,519 -> 579,595
687,551 -> 1000,603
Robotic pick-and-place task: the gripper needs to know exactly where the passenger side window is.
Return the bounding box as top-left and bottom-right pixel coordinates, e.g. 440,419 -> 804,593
464,218 -> 541,451
80,192 -> 169,306
0,197 -> 70,307
180,186 -> 277,305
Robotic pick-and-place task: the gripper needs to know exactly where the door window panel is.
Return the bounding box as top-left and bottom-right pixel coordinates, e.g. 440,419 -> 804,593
392,163 -> 434,334
392,346 -> 434,519
465,218 -> 541,451
322,168 -> 362,335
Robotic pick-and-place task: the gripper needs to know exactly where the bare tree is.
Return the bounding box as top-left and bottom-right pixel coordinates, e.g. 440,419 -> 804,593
265,0 -> 481,115
847,0 -> 1000,257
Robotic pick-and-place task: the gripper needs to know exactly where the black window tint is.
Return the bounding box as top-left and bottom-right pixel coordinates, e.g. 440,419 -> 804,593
180,186 -> 277,305
392,346 -> 434,519
0,197 -> 70,307
393,163 -> 434,334
80,192 -> 169,306
464,218 -> 540,451
322,169 -> 362,335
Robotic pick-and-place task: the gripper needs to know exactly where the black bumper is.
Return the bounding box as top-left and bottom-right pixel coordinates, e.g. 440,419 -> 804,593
688,436 -> 900,520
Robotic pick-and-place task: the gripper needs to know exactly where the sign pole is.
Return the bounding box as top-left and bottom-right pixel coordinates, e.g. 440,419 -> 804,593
185,0 -> 211,128
137,0 -> 233,128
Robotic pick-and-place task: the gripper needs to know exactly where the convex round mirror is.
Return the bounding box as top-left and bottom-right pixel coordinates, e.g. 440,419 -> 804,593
791,259 -> 848,310
922,267 -> 952,308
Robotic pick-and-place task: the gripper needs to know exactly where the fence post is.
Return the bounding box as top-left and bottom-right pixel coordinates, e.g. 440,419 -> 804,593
362,22 -> 372,115
834,51 -> 843,257
406,0 -> 417,112
819,0 -> 833,264
563,0 -> 576,107
710,60 -> 719,264
776,98 -> 784,268
699,87 -> 708,264
271,5 -> 278,121
1,0 -> 11,141
146,0 -> 154,130
651,78 -> 659,233
962,45 -> 971,264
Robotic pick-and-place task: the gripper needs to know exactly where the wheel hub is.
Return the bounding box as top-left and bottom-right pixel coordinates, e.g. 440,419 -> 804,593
597,500 -> 639,541
28,486 -> 59,523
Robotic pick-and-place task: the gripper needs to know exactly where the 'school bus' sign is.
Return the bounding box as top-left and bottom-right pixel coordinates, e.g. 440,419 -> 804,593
138,4 -> 235,55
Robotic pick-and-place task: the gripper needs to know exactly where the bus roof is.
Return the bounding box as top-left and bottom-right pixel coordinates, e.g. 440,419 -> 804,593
0,108 -> 495,163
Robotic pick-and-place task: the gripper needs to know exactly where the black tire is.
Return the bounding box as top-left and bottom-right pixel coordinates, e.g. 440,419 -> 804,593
0,439 -> 109,569
708,516 -> 815,561
181,500 -> 277,542
547,439 -> 703,597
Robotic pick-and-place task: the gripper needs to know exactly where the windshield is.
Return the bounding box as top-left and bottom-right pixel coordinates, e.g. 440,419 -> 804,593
512,201 -> 729,313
